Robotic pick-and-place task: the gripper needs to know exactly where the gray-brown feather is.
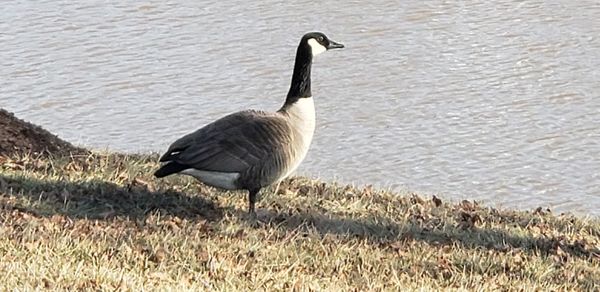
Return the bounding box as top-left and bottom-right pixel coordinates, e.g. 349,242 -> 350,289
161,110 -> 295,189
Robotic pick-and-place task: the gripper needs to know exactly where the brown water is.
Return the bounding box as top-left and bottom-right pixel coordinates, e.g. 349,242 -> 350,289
1,0 -> 599,216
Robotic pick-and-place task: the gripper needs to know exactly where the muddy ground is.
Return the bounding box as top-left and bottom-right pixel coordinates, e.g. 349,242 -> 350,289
0,108 -> 87,157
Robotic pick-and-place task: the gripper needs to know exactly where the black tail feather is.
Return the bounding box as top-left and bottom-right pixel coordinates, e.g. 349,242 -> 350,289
154,162 -> 189,178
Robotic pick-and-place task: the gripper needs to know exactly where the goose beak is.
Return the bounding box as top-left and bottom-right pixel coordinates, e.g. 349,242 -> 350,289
327,40 -> 345,50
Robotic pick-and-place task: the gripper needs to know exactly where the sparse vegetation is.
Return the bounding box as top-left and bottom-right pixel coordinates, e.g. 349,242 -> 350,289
1,152 -> 599,290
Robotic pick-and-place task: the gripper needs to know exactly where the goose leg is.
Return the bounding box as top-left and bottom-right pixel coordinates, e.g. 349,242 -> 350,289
248,188 -> 261,218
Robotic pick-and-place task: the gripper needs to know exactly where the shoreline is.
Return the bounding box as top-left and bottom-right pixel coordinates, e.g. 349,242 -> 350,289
1,109 -> 599,289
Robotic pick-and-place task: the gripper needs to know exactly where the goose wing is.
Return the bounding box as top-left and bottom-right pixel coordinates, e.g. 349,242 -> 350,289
159,110 -> 291,173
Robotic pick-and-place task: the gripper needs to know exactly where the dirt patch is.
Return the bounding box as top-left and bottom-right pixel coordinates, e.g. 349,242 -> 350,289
0,108 -> 88,157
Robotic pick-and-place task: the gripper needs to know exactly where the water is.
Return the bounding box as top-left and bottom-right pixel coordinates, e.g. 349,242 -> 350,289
1,0 -> 599,216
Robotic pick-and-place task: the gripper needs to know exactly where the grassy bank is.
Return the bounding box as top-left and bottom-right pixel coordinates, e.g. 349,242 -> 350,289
0,152 -> 598,290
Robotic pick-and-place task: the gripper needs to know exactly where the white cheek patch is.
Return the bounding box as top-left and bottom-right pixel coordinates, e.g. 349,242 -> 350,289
307,38 -> 326,56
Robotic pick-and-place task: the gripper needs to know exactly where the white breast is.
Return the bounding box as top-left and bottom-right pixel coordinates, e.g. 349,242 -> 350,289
280,97 -> 316,180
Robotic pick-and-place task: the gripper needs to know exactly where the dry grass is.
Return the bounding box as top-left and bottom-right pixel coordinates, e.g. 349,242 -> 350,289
0,152 -> 599,291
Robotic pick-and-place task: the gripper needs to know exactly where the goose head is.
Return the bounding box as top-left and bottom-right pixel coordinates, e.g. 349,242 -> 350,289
300,32 -> 344,56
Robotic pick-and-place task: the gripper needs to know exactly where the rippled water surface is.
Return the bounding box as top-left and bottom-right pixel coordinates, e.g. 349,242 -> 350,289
1,0 -> 599,215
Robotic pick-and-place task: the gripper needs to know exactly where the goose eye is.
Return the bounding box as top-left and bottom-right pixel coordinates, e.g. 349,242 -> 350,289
318,36 -> 324,42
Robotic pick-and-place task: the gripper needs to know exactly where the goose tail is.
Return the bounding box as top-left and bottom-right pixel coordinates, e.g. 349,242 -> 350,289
154,161 -> 189,178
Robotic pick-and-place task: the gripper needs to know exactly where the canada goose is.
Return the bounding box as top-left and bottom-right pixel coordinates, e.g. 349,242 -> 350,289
154,32 -> 344,217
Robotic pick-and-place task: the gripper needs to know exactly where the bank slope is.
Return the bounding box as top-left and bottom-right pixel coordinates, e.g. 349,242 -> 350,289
0,153 -> 598,290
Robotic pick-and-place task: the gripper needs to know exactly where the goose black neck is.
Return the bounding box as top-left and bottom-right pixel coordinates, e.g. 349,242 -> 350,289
283,44 -> 313,107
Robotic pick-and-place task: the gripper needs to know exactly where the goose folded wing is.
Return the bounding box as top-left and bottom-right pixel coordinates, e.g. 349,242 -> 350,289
161,111 -> 291,173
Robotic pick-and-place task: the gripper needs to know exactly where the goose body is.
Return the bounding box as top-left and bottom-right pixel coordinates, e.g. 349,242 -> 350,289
154,32 -> 344,216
